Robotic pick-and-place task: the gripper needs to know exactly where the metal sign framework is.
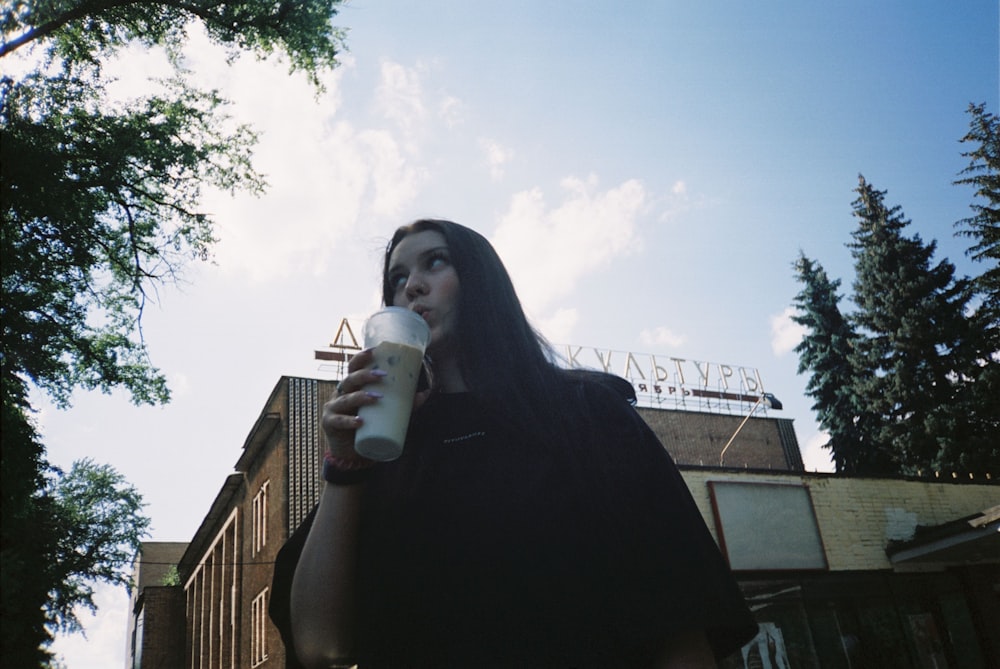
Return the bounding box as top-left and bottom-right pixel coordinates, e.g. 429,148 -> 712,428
315,318 -> 776,416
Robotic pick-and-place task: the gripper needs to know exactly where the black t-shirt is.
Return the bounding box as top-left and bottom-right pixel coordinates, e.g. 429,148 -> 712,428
271,381 -> 756,668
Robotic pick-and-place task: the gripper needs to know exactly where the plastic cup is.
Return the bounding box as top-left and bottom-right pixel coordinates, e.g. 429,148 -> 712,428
354,307 -> 431,461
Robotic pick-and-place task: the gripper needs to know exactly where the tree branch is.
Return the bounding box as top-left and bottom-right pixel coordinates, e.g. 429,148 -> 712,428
1,0 -> 134,58
0,0 -> 233,59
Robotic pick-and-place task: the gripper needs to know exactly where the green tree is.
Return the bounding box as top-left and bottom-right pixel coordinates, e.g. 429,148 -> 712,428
2,1 -> 345,90
160,564 -> 181,587
848,175 -> 978,476
791,253 -> 871,473
2,1 -> 346,663
952,102 -> 1000,474
955,102 -> 1000,332
795,112 -> 1000,479
2,382 -> 150,667
46,459 -> 151,632
1,375 -> 53,666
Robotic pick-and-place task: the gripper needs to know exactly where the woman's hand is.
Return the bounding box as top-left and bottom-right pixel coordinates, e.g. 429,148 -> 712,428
322,348 -> 434,458
322,349 -> 387,457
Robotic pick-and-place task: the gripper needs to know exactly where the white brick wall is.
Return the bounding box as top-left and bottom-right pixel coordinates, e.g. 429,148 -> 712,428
680,470 -> 999,571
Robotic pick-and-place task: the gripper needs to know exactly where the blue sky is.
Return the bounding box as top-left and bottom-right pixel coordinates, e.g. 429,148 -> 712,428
15,1 -> 996,665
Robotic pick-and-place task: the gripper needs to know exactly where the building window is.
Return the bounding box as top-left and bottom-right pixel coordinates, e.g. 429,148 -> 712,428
186,509 -> 239,668
708,481 -> 827,571
252,481 -> 269,556
251,588 -> 269,666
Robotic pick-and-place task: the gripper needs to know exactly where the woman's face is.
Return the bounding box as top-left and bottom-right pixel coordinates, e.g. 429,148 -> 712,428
386,230 -> 460,356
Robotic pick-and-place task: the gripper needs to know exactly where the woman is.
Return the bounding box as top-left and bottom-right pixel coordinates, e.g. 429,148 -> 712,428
271,219 -> 756,668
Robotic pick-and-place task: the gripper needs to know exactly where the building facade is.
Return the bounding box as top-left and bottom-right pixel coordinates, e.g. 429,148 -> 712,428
172,377 -> 336,669
127,374 -> 998,668
127,542 -> 188,669
684,470 -> 999,668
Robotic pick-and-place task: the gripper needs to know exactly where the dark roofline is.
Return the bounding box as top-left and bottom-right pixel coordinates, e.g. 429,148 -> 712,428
175,377 -> 297,583
177,472 -> 244,581
235,411 -> 281,473
886,505 -> 1000,565
676,464 -> 997,486
234,376 -> 291,473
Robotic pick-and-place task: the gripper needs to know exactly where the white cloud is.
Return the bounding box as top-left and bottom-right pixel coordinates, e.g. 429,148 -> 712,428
492,175 -> 647,319
50,583 -> 129,669
359,128 -> 429,217
1,41 -> 45,77
88,37 -> 445,284
105,47 -> 176,101
535,307 -> 580,346
167,372 -> 192,399
639,326 -> 686,349
478,137 -> 514,180
376,60 -> 427,135
204,116 -> 372,280
657,178 -> 713,223
770,307 -> 806,355
800,430 -> 836,472
184,39 -> 366,279
44,25 -> 375,283
169,47 -> 430,280
439,95 -> 465,127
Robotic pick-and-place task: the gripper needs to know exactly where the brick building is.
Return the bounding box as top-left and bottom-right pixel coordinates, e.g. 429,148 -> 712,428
127,542 -> 188,669
126,373 -> 998,668
180,376 -> 335,669
685,470 -> 999,668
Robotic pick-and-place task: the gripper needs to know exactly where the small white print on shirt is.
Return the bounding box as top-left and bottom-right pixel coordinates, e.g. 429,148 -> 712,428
442,431 -> 486,445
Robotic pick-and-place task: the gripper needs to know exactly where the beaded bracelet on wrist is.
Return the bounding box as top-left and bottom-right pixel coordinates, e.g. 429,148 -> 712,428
322,451 -> 376,485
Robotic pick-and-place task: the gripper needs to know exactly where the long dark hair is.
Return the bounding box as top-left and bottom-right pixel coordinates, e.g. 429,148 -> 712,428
382,219 -> 579,440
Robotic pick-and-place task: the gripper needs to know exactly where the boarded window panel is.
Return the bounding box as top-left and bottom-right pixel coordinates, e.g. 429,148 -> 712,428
709,481 -> 828,571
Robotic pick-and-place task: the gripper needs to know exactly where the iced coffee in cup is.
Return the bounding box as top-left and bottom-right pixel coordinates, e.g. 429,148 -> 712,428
354,307 -> 431,461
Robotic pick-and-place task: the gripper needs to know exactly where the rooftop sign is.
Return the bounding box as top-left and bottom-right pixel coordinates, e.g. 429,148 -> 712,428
316,318 -> 772,415
558,345 -> 768,413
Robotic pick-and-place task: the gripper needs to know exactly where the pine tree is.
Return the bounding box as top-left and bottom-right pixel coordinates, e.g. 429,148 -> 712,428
848,176 -> 978,475
791,254 -> 871,472
955,102 -> 1000,332
952,102 -> 1000,476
